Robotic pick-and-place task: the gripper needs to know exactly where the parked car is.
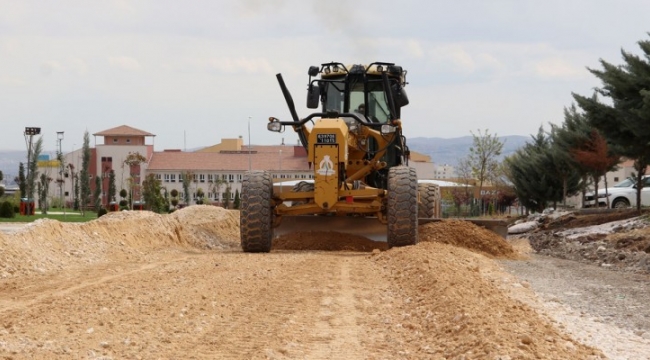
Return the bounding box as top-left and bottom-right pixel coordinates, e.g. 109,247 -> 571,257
583,175 -> 650,208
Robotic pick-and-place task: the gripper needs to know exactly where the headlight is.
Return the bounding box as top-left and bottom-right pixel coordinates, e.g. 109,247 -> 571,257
381,124 -> 396,135
597,193 -> 610,198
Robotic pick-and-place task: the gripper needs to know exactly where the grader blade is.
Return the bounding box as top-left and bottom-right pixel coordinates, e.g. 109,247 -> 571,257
274,216 -> 388,243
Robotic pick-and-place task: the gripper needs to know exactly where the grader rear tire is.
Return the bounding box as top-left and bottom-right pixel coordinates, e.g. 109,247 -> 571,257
418,183 -> 438,218
240,171 -> 273,253
387,166 -> 418,248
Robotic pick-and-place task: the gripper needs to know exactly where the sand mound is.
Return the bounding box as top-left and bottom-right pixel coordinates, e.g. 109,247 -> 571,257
419,220 -> 517,259
370,242 -> 601,358
273,231 -> 388,251
0,206 -> 239,278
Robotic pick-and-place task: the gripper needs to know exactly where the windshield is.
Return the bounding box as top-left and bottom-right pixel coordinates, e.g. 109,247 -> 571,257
613,178 -> 635,187
322,77 -> 393,124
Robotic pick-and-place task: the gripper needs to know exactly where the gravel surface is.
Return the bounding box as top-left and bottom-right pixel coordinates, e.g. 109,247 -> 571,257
500,251 -> 650,360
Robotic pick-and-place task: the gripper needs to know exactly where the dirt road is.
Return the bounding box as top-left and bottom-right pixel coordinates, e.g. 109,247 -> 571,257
0,206 -> 637,359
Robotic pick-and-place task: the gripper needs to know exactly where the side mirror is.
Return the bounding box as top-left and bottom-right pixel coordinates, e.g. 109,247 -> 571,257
306,84 -> 320,109
391,83 -> 409,107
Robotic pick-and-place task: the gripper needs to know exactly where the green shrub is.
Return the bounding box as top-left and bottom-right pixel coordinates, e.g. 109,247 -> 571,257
119,199 -> 128,207
97,207 -> 108,218
0,201 -> 15,218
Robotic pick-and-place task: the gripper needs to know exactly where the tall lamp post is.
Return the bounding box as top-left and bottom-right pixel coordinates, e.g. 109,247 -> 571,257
57,131 -> 65,218
24,127 -> 41,216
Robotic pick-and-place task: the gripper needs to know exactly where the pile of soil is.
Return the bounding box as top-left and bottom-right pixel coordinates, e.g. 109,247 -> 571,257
0,206 -> 239,278
420,220 -> 518,259
370,241 -> 602,358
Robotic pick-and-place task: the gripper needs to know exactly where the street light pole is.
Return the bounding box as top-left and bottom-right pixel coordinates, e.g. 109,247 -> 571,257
57,131 -> 65,218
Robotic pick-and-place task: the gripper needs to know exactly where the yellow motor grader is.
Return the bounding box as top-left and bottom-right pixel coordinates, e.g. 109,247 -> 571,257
240,62 -> 440,252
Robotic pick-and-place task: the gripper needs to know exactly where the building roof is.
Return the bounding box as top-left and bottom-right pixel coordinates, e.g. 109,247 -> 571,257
147,145 -> 310,172
93,125 -> 155,137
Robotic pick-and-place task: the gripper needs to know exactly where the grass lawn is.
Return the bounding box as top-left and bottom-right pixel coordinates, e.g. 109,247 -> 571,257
0,210 -> 97,223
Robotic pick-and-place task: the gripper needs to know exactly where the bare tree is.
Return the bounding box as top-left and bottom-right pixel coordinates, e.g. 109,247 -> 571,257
468,129 -> 504,197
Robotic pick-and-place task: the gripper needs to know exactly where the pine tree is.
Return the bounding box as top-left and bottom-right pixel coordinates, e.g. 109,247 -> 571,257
17,162 -> 26,197
79,131 -> 91,216
94,175 -> 101,212
573,35 -> 650,212
108,170 -> 117,204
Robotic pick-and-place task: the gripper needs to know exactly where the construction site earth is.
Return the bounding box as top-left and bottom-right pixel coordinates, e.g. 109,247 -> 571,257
1,206 -> 650,359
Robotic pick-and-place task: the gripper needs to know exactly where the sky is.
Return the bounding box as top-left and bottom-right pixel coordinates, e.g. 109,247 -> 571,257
1,0 -> 649,153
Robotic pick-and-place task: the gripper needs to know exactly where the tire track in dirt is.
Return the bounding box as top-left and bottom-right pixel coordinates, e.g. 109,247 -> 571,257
0,254 -> 194,315
303,257 -> 365,359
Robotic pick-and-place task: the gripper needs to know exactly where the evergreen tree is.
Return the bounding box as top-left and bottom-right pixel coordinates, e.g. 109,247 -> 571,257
573,35 -> 650,211
73,173 -> 80,210
27,137 -> 43,202
142,174 -> 167,213
17,162 -> 26,197
233,189 -> 240,209
94,175 -> 102,212
506,127 -> 568,212
223,184 -> 231,209
108,170 -> 116,204
182,171 -> 191,205
38,173 -> 50,214
79,131 -> 91,216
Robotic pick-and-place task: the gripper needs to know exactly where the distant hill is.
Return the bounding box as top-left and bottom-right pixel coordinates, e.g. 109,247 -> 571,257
408,135 -> 530,166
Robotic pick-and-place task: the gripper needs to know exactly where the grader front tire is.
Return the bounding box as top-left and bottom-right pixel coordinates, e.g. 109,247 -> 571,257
240,171 -> 273,253
387,166 -> 419,248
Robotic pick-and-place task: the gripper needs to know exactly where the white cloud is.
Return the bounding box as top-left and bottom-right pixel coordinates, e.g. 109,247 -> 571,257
406,39 -> 424,58
532,57 -> 586,80
108,56 -> 141,71
208,57 -> 273,74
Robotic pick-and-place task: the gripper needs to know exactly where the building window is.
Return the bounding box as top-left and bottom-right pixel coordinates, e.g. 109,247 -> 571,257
228,174 -> 234,182
199,174 -> 205,183
236,174 -> 242,182
164,174 -> 171,183
170,174 -> 176,183
614,177 -> 619,182
155,174 -> 162,181
126,139 -> 131,143
113,138 -> 118,143
207,174 -> 214,182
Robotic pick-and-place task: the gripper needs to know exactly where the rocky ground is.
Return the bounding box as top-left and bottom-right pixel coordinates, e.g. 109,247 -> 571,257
0,206 -> 648,359
511,209 -> 650,274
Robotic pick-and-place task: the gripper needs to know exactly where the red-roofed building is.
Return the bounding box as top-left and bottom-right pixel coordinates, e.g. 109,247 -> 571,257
148,139 -> 311,205
57,125 -> 155,209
